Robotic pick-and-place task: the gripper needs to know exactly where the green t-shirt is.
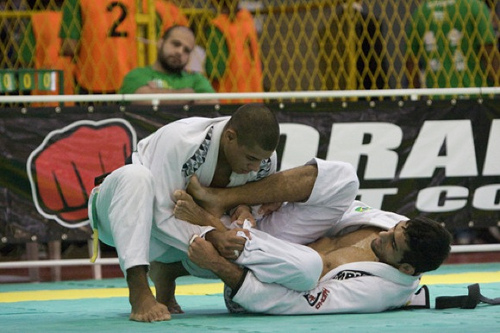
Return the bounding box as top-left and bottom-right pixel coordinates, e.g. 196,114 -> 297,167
119,66 -> 216,94
406,0 -> 496,88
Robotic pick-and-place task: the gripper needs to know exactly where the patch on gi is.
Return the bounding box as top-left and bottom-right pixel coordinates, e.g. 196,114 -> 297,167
182,126 -> 213,178
332,270 -> 373,280
354,205 -> 373,212
255,158 -> 272,180
303,288 -> 330,309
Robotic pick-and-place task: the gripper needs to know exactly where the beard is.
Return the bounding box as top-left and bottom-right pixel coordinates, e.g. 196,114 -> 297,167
158,54 -> 184,74
157,47 -> 185,74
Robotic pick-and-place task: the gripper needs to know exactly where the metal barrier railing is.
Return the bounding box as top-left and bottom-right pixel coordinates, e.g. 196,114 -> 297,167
0,87 -> 499,105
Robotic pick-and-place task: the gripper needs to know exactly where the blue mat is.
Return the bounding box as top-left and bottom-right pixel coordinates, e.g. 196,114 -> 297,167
1,263 -> 500,333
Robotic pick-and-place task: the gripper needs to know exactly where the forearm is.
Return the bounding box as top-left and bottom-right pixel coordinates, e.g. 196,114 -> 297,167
188,235 -> 245,288
204,214 -> 228,232
216,164 -> 318,211
208,257 -> 245,289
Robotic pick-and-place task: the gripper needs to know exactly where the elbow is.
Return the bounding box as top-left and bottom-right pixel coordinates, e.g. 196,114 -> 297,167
343,162 -> 360,191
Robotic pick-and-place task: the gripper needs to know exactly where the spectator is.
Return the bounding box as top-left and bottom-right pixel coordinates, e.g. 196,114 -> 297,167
205,0 -> 263,103
318,2 -> 388,91
406,0 -> 500,89
59,0 -> 141,94
19,2 -> 75,106
119,25 -> 218,105
144,0 -> 189,37
58,0 -> 192,96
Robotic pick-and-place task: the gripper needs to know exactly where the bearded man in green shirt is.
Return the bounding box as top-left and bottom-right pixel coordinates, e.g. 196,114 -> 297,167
120,25 -> 218,105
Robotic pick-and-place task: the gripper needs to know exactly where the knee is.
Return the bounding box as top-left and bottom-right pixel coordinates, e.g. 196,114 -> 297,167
289,251 -> 323,291
300,253 -> 323,290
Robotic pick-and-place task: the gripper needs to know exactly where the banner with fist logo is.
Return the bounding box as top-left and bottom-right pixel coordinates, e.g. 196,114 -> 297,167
0,101 -> 498,244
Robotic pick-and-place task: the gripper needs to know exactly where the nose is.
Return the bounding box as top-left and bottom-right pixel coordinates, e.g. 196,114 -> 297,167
378,230 -> 389,241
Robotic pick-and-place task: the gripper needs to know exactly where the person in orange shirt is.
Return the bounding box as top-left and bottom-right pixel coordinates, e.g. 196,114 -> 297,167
59,0 -> 188,95
151,0 -> 189,36
19,9 -> 75,106
59,0 -> 140,94
205,0 -> 263,103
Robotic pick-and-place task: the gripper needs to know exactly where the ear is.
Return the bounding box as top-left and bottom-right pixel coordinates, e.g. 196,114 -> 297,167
398,263 -> 415,276
224,128 -> 237,142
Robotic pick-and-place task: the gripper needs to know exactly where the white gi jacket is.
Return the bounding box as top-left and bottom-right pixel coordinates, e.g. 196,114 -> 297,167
232,202 -> 419,314
90,116 -> 277,272
233,261 -> 420,314
136,117 -> 276,254
231,159 -> 421,314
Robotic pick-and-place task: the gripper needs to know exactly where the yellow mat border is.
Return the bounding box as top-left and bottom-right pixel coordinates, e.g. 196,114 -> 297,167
1,271 -> 499,303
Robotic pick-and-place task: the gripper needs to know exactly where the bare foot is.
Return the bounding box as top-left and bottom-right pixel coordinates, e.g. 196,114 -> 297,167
149,261 -> 188,314
127,266 -> 171,322
130,293 -> 171,322
186,175 -> 226,217
174,190 -> 215,226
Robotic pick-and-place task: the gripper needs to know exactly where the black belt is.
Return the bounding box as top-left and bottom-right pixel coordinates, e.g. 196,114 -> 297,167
93,155 -> 133,186
436,284 -> 500,309
94,172 -> 111,186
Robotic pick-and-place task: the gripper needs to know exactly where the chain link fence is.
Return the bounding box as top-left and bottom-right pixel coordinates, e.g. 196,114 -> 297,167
0,0 -> 498,101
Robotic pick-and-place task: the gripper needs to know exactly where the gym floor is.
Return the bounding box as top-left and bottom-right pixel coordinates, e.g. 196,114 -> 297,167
1,257 -> 499,333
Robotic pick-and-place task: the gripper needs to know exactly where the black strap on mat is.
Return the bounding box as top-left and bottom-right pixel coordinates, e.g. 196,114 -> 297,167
435,284 -> 500,309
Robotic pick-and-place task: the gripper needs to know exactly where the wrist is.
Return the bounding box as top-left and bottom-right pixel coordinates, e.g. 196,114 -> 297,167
234,204 -> 251,216
205,229 -> 220,245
